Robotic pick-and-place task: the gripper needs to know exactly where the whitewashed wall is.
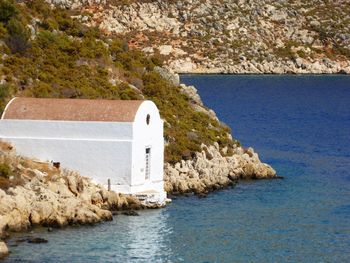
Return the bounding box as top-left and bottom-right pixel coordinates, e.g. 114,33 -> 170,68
0,120 -> 134,192
131,101 -> 164,193
0,120 -> 133,140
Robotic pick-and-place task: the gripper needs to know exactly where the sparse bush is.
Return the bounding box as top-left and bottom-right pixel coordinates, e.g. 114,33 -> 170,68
275,46 -> 295,59
0,0 -> 17,24
336,46 -> 350,59
0,162 -> 12,179
297,50 -> 307,59
5,17 -> 30,53
80,37 -> 108,59
0,83 -> 10,112
0,22 -> 8,38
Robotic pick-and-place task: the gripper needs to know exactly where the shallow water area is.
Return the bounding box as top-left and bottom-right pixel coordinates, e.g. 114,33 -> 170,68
5,75 -> 350,262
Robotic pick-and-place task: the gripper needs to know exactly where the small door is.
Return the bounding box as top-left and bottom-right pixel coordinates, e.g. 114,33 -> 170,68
145,147 -> 151,180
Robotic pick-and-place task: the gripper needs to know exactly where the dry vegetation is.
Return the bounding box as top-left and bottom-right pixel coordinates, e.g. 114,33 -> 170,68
0,141 -> 59,189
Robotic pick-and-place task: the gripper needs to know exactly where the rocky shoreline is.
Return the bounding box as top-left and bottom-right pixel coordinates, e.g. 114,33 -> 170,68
161,69 -> 277,195
170,59 -> 350,75
0,124 -> 277,259
165,144 -> 276,196
0,143 -> 276,259
0,142 -> 144,258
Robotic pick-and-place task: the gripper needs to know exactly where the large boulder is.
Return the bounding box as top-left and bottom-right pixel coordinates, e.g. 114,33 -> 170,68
0,241 -> 9,258
158,45 -> 173,56
154,66 -> 180,86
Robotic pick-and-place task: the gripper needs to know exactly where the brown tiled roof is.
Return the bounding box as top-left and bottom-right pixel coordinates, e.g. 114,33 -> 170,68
1,98 -> 144,122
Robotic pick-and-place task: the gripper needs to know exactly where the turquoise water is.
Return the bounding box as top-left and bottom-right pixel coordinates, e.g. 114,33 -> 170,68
5,75 -> 350,262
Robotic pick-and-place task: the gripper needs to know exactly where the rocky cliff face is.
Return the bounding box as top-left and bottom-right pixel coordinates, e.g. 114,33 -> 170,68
48,0 -> 350,74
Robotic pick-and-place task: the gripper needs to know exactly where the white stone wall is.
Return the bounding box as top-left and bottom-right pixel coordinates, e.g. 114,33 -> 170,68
0,120 -> 133,140
131,101 -> 164,194
0,120 -> 134,191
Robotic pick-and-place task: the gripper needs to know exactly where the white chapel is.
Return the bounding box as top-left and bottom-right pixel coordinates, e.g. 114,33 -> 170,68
0,97 -> 166,203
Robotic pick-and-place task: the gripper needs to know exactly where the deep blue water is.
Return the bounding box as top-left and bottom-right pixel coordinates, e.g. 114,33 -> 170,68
5,75 -> 350,262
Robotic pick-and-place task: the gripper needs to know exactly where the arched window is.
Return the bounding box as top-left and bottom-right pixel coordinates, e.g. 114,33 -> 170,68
146,114 -> 150,125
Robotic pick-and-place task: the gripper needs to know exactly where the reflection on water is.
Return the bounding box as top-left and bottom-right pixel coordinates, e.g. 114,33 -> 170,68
116,210 -> 173,262
7,209 -> 173,263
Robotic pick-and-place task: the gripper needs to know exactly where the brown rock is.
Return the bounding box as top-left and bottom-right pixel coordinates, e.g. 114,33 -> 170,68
0,241 -> 9,258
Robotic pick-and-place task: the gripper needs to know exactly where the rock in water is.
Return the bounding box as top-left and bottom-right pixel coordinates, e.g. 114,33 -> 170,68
121,210 -> 139,216
197,192 -> 208,198
27,237 -> 48,244
0,241 -> 9,258
111,211 -> 119,216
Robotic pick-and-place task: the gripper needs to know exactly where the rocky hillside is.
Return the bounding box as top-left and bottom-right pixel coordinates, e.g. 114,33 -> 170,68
52,0 -> 350,74
0,0 -> 276,191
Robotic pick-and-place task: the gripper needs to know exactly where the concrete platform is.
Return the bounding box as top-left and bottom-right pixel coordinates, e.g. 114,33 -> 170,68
133,190 -> 171,208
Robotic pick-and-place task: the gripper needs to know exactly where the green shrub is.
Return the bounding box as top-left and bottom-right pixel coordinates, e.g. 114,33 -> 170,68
336,46 -> 350,59
297,49 -> 307,59
0,22 -> 8,38
0,0 -> 17,23
0,162 -> 12,179
0,83 -> 10,112
79,37 -> 108,59
5,17 -> 30,53
0,160 -> 24,190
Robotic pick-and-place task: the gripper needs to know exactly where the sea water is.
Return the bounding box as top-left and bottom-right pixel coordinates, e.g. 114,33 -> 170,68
5,75 -> 350,262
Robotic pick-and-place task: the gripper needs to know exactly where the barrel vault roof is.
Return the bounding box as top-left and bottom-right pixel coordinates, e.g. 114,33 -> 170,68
1,97 -> 144,122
